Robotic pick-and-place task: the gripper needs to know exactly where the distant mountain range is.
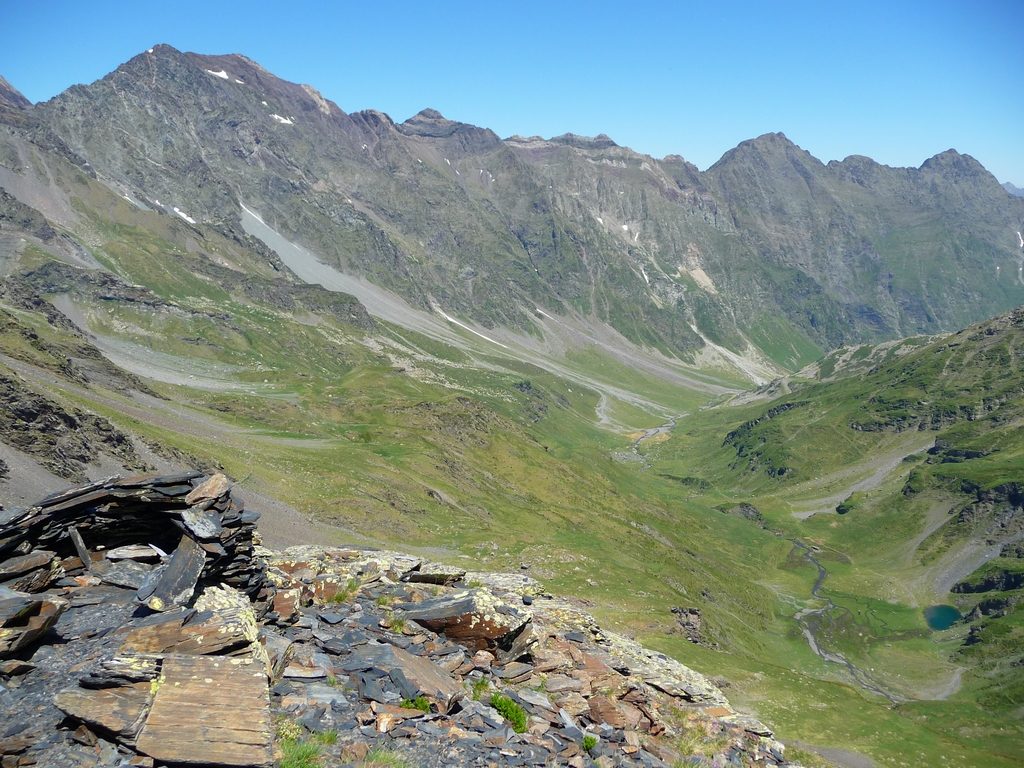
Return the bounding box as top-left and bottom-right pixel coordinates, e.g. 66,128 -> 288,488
2,45 -> 1024,767
4,44 -> 1021,375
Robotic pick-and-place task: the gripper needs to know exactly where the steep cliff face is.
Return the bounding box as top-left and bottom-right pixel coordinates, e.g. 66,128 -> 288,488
25,46 -> 1024,368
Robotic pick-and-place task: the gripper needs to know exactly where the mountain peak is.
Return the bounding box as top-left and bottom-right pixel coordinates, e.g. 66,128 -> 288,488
707,131 -> 819,174
751,131 -> 793,145
919,149 -> 995,186
397,108 -> 500,150
0,74 -> 31,109
549,132 -> 618,149
920,148 -> 984,172
413,107 -> 446,121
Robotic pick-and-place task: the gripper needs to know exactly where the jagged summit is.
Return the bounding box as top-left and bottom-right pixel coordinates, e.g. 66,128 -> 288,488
14,44 -> 1024,365
919,147 -> 991,177
548,132 -> 619,149
0,75 -> 31,109
397,107 -> 501,149
707,131 -> 821,172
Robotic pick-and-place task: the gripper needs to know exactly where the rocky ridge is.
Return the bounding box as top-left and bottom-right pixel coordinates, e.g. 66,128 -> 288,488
13,45 -> 1024,369
0,473 -> 796,767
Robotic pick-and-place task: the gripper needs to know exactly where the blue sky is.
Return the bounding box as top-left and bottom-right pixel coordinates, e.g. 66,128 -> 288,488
2,0 -> 1022,183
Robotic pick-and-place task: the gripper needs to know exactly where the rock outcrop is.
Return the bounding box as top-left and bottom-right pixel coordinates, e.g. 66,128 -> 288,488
0,474 -> 798,767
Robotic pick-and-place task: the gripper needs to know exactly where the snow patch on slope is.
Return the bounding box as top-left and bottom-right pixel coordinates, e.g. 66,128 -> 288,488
205,69 -> 230,80
172,207 -> 196,224
270,114 -> 294,125
433,307 -> 509,348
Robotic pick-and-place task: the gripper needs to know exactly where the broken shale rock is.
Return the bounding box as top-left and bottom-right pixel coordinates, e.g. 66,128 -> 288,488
396,589 -> 531,652
0,477 -> 799,768
0,586 -> 68,656
135,654 -> 273,767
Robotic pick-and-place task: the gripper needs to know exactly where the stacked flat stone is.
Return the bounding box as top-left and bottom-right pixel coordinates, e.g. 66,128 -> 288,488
0,471 -> 270,616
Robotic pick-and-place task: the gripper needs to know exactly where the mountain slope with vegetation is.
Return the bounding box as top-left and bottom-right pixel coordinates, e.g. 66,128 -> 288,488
0,47 -> 1022,767
646,308 -> 1024,765
28,44 -> 1024,373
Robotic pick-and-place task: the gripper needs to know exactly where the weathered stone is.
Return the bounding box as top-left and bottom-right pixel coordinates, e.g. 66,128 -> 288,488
68,526 -> 91,570
588,695 -> 631,728
401,562 -> 467,586
100,560 -> 153,590
55,682 -> 153,738
545,674 -> 583,694
0,550 -> 56,580
348,642 -> 461,712
0,587 -> 68,657
397,590 -> 530,651
120,607 -> 252,656
180,504 -> 223,540
0,659 -> 34,676
495,622 -> 537,664
80,655 -> 161,688
105,545 -> 162,563
183,473 -> 230,505
136,536 -> 205,612
271,587 -> 301,623
135,654 -> 272,767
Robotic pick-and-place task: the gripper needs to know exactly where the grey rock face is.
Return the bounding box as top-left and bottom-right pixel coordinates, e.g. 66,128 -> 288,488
23,46 -> 1024,367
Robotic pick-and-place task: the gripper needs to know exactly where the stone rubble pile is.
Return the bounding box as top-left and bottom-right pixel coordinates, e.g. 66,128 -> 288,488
0,474 -> 800,767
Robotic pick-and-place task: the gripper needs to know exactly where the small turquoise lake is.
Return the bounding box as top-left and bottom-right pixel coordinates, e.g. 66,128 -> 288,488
924,604 -> 961,630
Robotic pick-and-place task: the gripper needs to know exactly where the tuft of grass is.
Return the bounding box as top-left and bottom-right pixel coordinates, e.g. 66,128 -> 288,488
327,578 -> 361,604
280,740 -> 321,768
400,695 -> 431,713
360,747 -> 410,767
313,730 -> 338,746
471,678 -> 489,701
390,616 -> 407,633
489,693 -> 528,733
582,734 -> 598,751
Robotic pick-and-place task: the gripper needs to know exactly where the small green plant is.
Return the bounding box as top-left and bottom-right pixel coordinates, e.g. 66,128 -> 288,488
582,734 -> 598,751
325,674 -> 339,687
274,716 -> 304,742
465,579 -> 484,588
375,594 -> 395,606
471,677 -> 489,701
489,693 -> 528,733
361,747 -> 410,767
313,730 -> 338,746
390,616 -> 406,632
328,578 -> 361,604
280,739 -> 321,768
400,695 -> 431,713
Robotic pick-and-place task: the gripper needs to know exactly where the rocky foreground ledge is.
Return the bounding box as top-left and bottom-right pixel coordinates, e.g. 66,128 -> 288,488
0,473 -> 798,767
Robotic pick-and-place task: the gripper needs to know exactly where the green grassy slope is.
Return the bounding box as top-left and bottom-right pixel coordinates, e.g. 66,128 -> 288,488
2,115 -> 1022,767
647,309 -> 1024,765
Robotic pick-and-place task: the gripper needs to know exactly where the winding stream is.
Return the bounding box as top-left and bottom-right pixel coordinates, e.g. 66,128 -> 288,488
629,416 -> 905,703
789,540 -> 904,704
